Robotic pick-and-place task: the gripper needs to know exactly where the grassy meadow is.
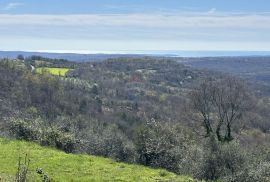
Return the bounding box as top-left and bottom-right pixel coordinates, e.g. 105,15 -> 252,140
0,138 -> 196,182
35,67 -> 71,76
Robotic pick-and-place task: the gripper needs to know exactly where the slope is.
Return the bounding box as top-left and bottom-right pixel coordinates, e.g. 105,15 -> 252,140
0,138 -> 195,182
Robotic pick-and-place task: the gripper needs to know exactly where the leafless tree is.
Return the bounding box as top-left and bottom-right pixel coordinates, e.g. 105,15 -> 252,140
190,76 -> 252,142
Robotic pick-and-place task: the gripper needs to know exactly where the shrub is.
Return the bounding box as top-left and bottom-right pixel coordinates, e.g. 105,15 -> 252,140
224,162 -> 270,182
134,119 -> 196,174
36,168 -> 52,182
82,123 -> 137,163
41,129 -> 77,153
9,119 -> 39,141
199,137 -> 247,180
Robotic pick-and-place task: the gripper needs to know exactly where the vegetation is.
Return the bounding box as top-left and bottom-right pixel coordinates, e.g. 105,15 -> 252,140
0,56 -> 269,181
15,153 -> 30,182
0,138 -> 195,182
190,77 -> 252,142
35,67 -> 72,76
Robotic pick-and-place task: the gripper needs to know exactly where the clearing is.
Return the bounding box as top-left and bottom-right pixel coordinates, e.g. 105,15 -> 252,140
35,67 -> 72,76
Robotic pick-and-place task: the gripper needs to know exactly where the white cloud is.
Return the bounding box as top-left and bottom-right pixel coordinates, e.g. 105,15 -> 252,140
0,13 -> 269,28
0,11 -> 269,51
3,2 -> 24,10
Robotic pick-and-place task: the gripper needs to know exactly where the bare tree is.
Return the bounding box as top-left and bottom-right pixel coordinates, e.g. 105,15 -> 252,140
190,76 -> 252,142
190,78 -> 214,137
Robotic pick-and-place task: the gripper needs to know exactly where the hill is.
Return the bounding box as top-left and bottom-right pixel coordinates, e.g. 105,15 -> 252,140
0,138 -> 195,182
182,56 -> 270,95
0,51 -> 147,62
0,57 -> 269,181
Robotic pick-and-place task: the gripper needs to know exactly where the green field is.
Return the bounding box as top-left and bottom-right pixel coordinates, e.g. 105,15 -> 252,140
0,138 -> 195,182
35,67 -> 71,76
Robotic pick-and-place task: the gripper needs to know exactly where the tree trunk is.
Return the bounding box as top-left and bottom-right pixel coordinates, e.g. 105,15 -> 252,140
225,123 -> 233,142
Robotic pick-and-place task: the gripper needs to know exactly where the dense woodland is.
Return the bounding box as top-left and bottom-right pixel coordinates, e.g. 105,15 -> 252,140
0,56 -> 270,181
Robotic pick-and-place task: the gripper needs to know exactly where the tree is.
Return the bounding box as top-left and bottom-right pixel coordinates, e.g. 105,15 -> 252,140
190,76 -> 252,142
190,79 -> 214,137
17,54 -> 25,61
91,83 -> 99,95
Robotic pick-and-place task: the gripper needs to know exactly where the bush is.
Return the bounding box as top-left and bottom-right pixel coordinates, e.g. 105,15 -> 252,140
41,129 -> 77,153
225,162 -> 270,182
82,123 -> 137,162
9,119 -> 40,141
8,118 -> 77,153
134,119 -> 197,174
199,137 -> 247,180
36,168 -> 52,182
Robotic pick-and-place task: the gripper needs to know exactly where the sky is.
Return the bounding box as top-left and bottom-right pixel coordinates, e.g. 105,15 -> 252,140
0,0 -> 270,53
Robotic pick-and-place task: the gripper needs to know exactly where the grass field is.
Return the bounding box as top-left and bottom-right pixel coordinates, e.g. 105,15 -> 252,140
0,138 -> 196,182
35,67 -> 72,76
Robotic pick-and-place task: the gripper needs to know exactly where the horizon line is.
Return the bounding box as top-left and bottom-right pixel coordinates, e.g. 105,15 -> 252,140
1,49 -> 270,54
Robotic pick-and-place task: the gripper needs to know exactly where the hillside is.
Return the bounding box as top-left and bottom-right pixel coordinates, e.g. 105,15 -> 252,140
182,56 -> 270,95
0,57 -> 269,181
0,51 -> 147,62
0,138 -> 195,182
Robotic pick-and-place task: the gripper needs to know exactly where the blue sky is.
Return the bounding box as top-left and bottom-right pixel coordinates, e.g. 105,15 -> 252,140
0,0 -> 270,53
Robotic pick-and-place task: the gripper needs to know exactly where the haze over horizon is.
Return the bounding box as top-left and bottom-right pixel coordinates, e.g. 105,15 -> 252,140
1,0 -> 270,52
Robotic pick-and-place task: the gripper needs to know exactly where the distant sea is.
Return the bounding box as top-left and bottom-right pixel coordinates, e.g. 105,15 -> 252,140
1,50 -> 270,62
125,50 -> 270,57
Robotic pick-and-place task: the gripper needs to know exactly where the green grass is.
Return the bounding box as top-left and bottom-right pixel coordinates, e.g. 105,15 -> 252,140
35,67 -> 72,76
0,138 -> 196,182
